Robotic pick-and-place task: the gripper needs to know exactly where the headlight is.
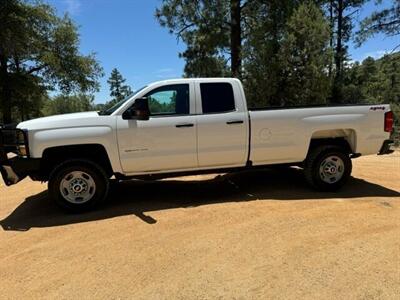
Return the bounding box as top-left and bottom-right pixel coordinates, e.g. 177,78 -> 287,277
15,129 -> 29,157
16,130 -> 26,144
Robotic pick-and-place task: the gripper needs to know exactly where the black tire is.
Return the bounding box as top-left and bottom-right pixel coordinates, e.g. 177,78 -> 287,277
48,159 -> 110,212
304,145 -> 352,191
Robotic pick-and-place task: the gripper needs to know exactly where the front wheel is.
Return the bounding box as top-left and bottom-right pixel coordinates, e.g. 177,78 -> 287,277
48,159 -> 110,212
304,146 -> 352,191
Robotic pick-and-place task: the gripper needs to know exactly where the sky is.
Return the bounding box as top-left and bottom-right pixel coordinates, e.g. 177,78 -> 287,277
48,0 -> 399,104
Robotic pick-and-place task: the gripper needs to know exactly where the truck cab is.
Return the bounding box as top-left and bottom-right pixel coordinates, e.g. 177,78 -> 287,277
113,78 -> 250,174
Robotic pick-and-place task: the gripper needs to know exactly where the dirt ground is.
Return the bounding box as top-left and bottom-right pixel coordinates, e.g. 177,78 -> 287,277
0,153 -> 399,299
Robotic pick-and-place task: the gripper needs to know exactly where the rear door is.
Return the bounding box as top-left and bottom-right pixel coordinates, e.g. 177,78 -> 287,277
195,81 -> 249,168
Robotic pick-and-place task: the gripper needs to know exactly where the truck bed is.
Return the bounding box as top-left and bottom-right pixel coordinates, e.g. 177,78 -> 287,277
248,104 -> 391,166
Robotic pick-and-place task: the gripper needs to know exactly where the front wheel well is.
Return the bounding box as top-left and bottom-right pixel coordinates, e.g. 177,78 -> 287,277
40,144 -> 114,180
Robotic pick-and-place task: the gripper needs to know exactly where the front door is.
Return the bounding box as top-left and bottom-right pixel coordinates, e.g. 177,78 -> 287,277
117,83 -> 198,173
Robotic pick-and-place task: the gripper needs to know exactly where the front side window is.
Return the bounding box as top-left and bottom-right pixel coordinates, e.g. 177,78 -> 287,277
145,84 -> 189,115
200,82 -> 235,114
98,85 -> 147,115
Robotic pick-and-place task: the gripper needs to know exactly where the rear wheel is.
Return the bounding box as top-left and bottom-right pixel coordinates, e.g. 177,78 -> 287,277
49,159 -> 109,212
304,146 -> 352,191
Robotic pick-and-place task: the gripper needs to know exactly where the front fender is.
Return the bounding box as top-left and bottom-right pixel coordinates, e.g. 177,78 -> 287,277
28,126 -> 122,173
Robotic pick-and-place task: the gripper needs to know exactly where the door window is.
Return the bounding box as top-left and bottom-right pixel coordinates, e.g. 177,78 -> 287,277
145,84 -> 189,115
200,83 -> 235,114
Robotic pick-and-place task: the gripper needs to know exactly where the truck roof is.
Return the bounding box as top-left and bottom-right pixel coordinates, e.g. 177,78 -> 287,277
150,77 -> 241,86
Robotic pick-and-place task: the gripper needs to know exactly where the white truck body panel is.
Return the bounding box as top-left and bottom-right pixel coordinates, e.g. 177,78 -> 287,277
15,78 -> 391,177
117,114 -> 198,173
249,105 -> 390,165
194,79 -> 249,168
18,112 -> 122,173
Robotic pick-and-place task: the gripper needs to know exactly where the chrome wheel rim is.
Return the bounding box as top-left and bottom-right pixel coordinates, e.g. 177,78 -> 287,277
319,155 -> 345,184
59,171 -> 96,204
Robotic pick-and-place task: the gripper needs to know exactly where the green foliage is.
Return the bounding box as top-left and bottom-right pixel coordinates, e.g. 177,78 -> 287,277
0,0 -> 103,123
341,52 -> 400,143
278,2 -> 332,106
342,53 -> 400,106
148,97 -> 176,114
156,0 -> 232,77
101,69 -> 132,111
42,94 -> 95,116
243,1 -> 333,107
327,0 -> 368,103
156,0 -> 399,109
1,0 -> 398,129
146,89 -> 177,114
356,0 -> 400,47
106,68 -> 132,109
180,47 -> 229,77
157,1 -> 334,107
362,53 -> 400,141
242,0 -> 299,107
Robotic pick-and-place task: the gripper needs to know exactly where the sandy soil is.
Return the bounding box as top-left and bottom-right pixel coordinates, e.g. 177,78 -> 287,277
0,153 -> 399,299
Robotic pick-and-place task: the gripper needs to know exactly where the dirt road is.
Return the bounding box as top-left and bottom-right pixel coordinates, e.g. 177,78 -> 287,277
1,153 -> 399,299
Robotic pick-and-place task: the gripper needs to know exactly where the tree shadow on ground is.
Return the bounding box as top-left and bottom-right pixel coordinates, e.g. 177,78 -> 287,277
1,167 -> 399,231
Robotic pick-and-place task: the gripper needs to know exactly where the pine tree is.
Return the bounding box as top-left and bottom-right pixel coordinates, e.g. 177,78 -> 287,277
356,0 -> 400,49
106,68 -> 132,106
242,0 -> 301,107
328,0 -> 367,103
156,0 -> 245,78
278,2 -> 332,106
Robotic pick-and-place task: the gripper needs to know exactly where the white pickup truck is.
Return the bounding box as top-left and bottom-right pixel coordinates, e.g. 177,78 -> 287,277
0,78 -> 395,211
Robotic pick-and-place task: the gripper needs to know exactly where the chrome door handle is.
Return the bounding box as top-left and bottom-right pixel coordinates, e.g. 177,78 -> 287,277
175,123 -> 194,128
226,120 -> 244,125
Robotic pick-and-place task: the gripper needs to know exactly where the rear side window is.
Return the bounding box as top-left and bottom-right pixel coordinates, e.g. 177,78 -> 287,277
200,83 -> 235,114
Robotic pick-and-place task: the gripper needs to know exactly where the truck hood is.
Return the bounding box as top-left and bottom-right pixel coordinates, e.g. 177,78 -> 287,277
17,111 -> 101,130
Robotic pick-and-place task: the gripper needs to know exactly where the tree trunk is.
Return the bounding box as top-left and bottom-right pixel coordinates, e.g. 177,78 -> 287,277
332,0 -> 344,103
335,0 -> 343,79
0,55 -> 12,124
328,0 -> 334,78
230,0 -> 241,78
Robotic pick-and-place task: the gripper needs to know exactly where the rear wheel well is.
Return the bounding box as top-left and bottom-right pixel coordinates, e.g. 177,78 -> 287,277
308,138 -> 353,156
41,144 -> 113,180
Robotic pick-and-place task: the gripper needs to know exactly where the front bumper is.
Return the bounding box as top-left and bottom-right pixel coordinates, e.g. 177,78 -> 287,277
378,139 -> 395,155
0,156 -> 41,186
0,126 -> 39,186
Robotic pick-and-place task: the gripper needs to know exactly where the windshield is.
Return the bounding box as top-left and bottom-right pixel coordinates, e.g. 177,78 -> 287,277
98,86 -> 147,115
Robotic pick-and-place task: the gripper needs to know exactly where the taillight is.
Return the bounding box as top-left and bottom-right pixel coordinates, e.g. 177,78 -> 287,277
384,111 -> 394,132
